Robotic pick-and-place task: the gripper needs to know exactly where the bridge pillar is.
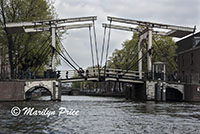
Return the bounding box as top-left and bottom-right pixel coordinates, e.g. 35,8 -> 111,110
129,84 -> 135,100
125,83 -> 146,101
147,29 -> 152,76
138,29 -> 153,79
58,81 -> 62,100
162,85 -> 166,101
155,81 -> 167,101
146,81 -> 156,100
51,25 -> 56,71
155,81 -> 162,101
52,82 -> 56,101
125,84 -> 135,100
52,81 -> 61,101
138,38 -> 143,79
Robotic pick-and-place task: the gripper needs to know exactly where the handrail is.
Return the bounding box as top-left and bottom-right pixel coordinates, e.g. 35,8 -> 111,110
59,67 -> 144,79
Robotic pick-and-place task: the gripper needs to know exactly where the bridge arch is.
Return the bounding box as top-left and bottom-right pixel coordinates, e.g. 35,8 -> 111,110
166,87 -> 183,101
25,86 -> 52,100
24,80 -> 60,101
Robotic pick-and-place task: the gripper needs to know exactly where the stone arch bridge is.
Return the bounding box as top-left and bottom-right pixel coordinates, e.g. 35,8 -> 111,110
0,80 -> 61,101
24,80 -> 61,101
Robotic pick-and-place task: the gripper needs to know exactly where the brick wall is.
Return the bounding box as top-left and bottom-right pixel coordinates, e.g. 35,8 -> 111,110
0,81 -> 25,101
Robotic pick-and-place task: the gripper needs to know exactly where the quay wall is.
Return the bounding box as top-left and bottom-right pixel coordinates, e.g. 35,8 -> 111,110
0,81 -> 25,101
184,84 -> 200,101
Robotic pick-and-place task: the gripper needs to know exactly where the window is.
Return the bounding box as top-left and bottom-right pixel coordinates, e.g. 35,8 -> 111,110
182,56 -> 184,66
194,37 -> 200,47
190,53 -> 193,65
182,71 -> 184,82
190,74 -> 192,83
199,73 -> 200,83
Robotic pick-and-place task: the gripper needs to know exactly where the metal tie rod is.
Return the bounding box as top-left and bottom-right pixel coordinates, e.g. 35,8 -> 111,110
4,16 -> 97,28
107,16 -> 195,32
102,23 -> 139,32
57,23 -> 93,30
102,23 -> 167,35
24,23 -> 93,33
49,16 -> 97,24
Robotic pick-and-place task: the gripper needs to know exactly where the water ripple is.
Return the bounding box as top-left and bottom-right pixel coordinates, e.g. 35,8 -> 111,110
0,96 -> 200,134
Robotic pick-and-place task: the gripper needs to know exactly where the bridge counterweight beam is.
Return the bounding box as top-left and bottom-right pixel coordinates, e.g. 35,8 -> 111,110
138,38 -> 142,79
147,29 -> 152,76
51,25 -> 56,71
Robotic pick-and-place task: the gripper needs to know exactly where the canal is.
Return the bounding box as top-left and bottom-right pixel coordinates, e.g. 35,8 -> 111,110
0,96 -> 200,134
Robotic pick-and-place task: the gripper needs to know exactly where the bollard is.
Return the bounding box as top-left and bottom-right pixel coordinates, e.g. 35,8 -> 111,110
161,83 -> 166,101
52,82 -> 56,101
57,81 -> 61,101
155,80 -> 162,101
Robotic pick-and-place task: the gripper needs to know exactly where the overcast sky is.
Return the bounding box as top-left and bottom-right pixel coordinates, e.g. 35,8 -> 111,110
54,0 -> 200,71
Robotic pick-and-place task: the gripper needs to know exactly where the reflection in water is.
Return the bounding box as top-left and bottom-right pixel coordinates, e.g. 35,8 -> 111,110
0,96 -> 200,134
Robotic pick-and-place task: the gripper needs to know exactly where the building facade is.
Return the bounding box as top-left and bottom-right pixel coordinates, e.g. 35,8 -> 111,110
176,32 -> 200,101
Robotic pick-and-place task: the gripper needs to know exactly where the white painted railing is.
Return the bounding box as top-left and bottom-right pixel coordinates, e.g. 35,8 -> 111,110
59,68 -> 144,79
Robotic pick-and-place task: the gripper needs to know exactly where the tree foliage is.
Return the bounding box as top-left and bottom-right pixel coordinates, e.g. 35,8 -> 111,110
0,0 -> 56,78
108,33 -> 177,73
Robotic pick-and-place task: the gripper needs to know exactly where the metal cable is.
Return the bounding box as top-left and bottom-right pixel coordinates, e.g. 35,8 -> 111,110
16,35 -> 51,66
33,46 -> 51,75
121,49 -> 149,76
33,42 -> 52,75
121,39 -> 139,70
119,39 -> 143,74
104,20 -> 112,67
56,34 -> 81,68
89,26 -> 95,68
104,20 -> 112,76
55,36 -> 76,70
25,39 -> 51,72
51,45 -> 78,72
152,37 -> 176,71
60,57 -> 74,70
152,47 -> 175,80
100,26 -> 107,67
119,39 -> 147,76
92,20 -> 100,75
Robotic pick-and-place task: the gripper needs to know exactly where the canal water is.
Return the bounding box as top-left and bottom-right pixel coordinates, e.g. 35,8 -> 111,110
0,96 -> 200,134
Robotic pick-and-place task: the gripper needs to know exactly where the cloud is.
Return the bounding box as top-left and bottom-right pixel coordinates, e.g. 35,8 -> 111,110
54,0 -> 200,70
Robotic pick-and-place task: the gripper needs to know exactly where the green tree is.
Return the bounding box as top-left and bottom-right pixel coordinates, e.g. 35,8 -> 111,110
108,33 -> 177,73
0,0 -> 56,78
108,33 -> 139,70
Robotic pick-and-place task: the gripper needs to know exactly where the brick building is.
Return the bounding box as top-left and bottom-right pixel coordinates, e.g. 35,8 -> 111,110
176,32 -> 200,101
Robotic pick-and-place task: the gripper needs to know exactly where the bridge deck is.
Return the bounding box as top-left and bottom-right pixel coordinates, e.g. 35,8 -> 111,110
60,68 -> 144,83
61,76 -> 144,83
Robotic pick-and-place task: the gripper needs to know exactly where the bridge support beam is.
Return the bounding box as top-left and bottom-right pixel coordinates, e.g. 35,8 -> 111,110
154,80 -> 167,101
138,29 -> 153,79
52,82 -> 56,100
51,25 -> 56,71
147,29 -> 152,77
125,84 -> 135,100
138,39 -> 143,79
52,81 -> 61,101
155,81 -> 162,101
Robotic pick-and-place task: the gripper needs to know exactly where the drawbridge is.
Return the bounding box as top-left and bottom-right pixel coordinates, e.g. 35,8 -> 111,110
2,16 -> 195,101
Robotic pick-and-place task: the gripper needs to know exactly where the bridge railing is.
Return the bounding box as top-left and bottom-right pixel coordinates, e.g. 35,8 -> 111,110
59,68 -> 98,79
102,68 -> 144,79
78,68 -> 144,79
59,70 -> 78,79
59,68 -> 144,80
